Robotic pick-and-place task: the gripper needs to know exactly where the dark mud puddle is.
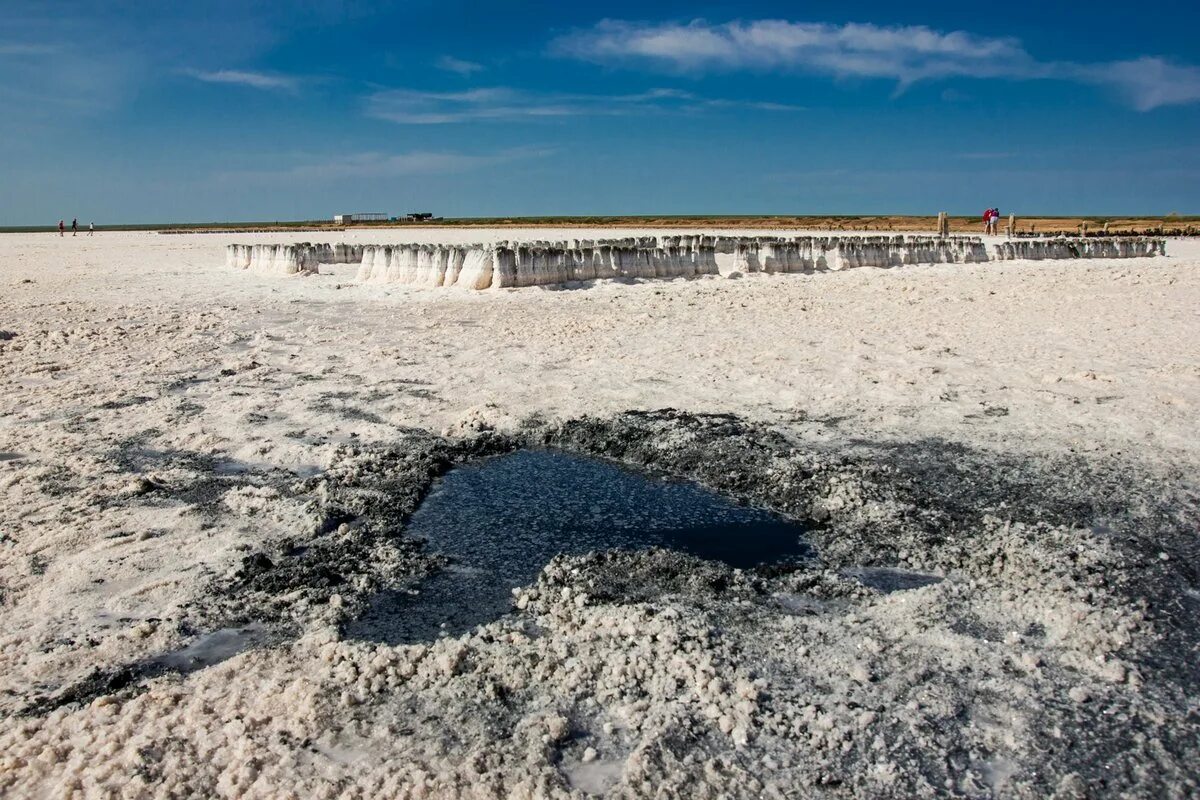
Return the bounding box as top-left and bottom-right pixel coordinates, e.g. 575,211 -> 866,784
347,449 -> 811,644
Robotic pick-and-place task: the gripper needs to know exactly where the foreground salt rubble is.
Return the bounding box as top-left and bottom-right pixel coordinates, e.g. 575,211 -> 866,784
226,234 -> 1165,287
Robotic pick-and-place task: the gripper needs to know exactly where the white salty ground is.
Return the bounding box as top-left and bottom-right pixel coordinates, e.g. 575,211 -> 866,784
0,228 -> 1198,798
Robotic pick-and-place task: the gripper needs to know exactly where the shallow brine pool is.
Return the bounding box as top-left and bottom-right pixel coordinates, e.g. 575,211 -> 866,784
346,449 -> 812,644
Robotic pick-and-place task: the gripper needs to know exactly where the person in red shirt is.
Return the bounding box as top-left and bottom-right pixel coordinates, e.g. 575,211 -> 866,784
982,209 -> 992,234
58,219 -> 64,237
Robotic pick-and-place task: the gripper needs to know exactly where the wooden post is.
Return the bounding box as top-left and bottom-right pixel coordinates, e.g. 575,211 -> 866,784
1007,214 -> 1015,238
1081,222 -> 1088,236
937,211 -> 949,238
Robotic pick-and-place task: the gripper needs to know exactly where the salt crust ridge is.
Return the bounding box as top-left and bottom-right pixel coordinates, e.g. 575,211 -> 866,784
226,235 -> 1166,288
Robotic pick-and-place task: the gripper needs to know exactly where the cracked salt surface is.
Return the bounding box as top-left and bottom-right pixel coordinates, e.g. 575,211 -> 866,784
346,449 -> 812,644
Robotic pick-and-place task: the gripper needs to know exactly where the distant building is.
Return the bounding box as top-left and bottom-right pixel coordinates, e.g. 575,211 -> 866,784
333,212 -> 389,224
406,212 -> 434,222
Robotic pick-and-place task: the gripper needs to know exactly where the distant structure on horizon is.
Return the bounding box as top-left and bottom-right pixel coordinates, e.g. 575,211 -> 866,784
331,212 -> 438,224
333,212 -> 389,224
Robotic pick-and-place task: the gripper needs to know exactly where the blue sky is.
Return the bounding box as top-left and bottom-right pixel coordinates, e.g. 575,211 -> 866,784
2,0 -> 1198,223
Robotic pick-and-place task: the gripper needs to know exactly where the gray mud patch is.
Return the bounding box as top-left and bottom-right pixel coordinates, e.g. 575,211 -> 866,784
101,435 -> 302,513
345,449 -> 811,644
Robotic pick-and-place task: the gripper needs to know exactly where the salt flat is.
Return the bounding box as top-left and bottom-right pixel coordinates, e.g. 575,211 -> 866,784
1,229 -> 1198,798
4,229 -> 1195,451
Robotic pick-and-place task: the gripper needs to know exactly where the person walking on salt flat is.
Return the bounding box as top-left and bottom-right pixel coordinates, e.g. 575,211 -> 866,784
71,218 -> 78,236
88,222 -> 94,236
58,219 -> 64,237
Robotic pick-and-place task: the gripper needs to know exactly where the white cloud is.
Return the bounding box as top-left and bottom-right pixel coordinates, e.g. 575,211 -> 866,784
550,18 -> 1200,110
366,86 -> 801,124
184,69 -> 299,92
551,19 -> 1032,84
436,55 -> 485,76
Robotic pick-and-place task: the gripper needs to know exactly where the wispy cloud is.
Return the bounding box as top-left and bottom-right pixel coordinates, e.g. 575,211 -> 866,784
1068,57 -> 1200,112
366,86 -> 801,124
550,19 -> 1200,110
436,55 -> 485,76
184,68 -> 299,92
223,147 -> 554,182
0,7 -> 320,124
0,36 -> 138,118
368,87 -> 584,124
0,42 -> 60,56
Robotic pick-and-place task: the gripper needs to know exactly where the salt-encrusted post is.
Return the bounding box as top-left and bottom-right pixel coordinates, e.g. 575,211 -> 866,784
1081,222 -> 1088,236
1007,214 -> 1015,238
937,212 -> 949,238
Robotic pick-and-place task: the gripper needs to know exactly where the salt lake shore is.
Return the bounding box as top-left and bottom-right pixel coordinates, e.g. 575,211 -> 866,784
1,228 -> 1198,798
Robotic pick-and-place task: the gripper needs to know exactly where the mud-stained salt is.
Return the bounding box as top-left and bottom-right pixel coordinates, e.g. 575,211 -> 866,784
346,449 -> 810,644
149,623 -> 271,673
843,566 -> 943,593
563,757 -> 626,795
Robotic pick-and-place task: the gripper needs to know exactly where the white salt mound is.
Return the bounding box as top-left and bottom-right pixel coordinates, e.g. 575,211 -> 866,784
227,234 -> 1164,289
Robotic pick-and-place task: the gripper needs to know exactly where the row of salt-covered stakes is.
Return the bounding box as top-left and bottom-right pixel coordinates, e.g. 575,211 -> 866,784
225,235 -> 1166,290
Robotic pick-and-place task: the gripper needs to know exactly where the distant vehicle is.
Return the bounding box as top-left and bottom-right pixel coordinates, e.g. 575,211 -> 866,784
406,212 -> 434,222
